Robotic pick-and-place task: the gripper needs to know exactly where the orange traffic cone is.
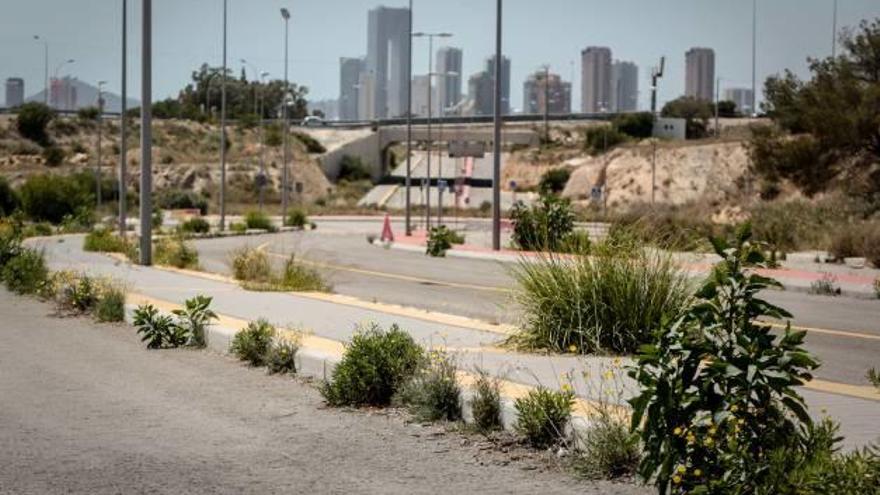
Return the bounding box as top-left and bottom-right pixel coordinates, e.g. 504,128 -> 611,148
380,213 -> 394,242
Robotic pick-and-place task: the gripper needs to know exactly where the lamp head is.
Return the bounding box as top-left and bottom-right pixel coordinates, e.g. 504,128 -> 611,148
280,8 -> 290,20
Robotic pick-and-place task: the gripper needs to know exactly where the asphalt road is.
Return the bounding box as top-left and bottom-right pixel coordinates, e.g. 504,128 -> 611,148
192,228 -> 880,387
0,289 -> 650,495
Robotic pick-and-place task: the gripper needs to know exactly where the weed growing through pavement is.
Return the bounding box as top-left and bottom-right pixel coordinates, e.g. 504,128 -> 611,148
230,318 -> 276,366
396,349 -> 462,422
868,368 -> 880,390
94,282 -> 127,323
514,387 -> 575,449
154,236 -> 199,270
171,295 -> 217,348
469,368 -> 503,433
266,331 -> 302,375
230,246 -> 330,293
810,272 -> 841,296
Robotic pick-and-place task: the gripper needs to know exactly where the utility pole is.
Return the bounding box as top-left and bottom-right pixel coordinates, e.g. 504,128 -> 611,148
96,81 -> 106,209
405,0 -> 413,236
651,139 -> 657,204
491,0 -> 502,251
650,56 -> 665,115
832,0 -> 839,58
714,77 -> 720,138
219,0 -> 227,231
139,0 -> 152,265
119,0 -> 128,237
281,8 -> 291,221
751,0 -> 757,116
543,65 -> 550,143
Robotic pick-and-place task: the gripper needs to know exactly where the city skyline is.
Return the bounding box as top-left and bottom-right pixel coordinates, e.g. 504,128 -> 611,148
2,0 -> 878,112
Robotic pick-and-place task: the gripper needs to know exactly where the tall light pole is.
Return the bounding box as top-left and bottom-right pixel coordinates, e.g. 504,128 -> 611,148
241,67 -> 271,211
491,0 -> 502,251
405,0 -> 413,236
219,0 -> 228,231
281,7 -> 291,221
751,0 -> 757,116
832,0 -> 839,58
119,0 -> 128,236
33,36 -> 48,105
412,31 -> 453,231
96,81 -> 107,210
714,76 -> 721,138
140,0 -> 153,265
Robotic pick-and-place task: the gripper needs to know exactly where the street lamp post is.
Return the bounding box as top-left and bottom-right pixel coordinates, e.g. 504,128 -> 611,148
96,81 -> 107,210
405,0 -> 413,236
491,0 -> 502,251
119,0 -> 128,237
751,0 -> 757,117
832,0 -> 839,58
219,0 -> 228,231
412,31 -> 453,232
33,36 -> 48,105
140,0 -> 153,265
281,7 -> 291,222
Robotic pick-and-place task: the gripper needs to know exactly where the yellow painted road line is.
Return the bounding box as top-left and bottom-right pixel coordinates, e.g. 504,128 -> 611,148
806,379 -> 880,402
762,321 -> 880,342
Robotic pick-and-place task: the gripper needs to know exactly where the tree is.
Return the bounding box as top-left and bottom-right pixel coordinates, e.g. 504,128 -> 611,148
756,18 -> 880,200
613,112 -> 655,139
661,96 -> 712,139
0,177 -> 18,217
15,102 -> 55,146
715,100 -> 738,118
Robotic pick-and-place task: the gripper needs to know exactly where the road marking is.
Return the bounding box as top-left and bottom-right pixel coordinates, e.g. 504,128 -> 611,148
762,321 -> 880,342
806,379 -> 880,402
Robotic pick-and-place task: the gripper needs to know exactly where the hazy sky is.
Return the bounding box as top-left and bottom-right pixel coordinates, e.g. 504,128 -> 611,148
2,0 -> 879,111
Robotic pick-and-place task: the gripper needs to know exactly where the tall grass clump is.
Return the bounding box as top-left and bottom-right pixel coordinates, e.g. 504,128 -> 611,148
230,246 -> 272,283
321,323 -> 424,407
83,228 -> 135,256
244,210 -> 276,232
509,240 -> 690,354
266,332 -> 301,375
469,368 -> 503,433
230,318 -> 276,366
154,236 -> 199,269
278,254 -> 330,292
514,387 -> 574,448
2,247 -> 48,295
396,350 -> 462,422
94,282 -> 127,322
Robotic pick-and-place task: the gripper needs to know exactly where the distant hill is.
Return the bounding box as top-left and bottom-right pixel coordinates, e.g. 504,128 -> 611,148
24,78 -> 139,114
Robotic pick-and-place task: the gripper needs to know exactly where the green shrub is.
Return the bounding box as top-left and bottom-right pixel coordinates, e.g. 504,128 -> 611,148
55,273 -> 98,313
321,323 -> 425,407
514,387 -> 574,449
810,272 -> 841,296
292,131 -> 326,153
230,246 -> 272,283
538,168 -> 571,195
573,413 -> 640,480
244,210 -> 275,231
2,247 -> 48,295
230,318 -> 276,366
156,190 -> 209,215
18,173 -> 94,224
510,195 -> 574,252
510,242 -> 690,354
22,222 -> 53,238
337,155 -> 372,182
171,295 -> 217,348
230,222 -> 247,234
867,368 -> 880,389
42,146 -> 65,167
266,334 -> 301,374
613,112 -> 655,139
874,278 -> 880,300
60,206 -> 95,233
469,369 -> 503,433
76,106 -> 99,122
629,224 -> 820,494
608,203 -> 722,252
426,225 -> 455,257
178,217 -> 210,234
94,282 -> 127,323
285,208 -> 309,228
16,102 -> 55,145
278,254 -> 330,292
397,350 -> 461,422
0,177 -> 19,216
154,236 -> 199,269
83,228 -> 134,255
0,219 -> 24,268
133,304 -> 187,349
583,126 -> 627,155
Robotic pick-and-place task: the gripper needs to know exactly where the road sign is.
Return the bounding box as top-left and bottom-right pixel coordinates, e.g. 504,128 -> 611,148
509,180 -> 517,190
591,186 -> 603,201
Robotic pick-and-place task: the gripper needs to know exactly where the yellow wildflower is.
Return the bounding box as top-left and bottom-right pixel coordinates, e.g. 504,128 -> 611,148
673,427 -> 683,436
677,465 -> 687,474
694,469 -> 702,477
672,475 -> 682,484
561,383 -> 573,393
603,370 -> 614,380
704,437 -> 715,447
730,404 -> 739,413
708,427 -> 717,436
568,344 -> 578,353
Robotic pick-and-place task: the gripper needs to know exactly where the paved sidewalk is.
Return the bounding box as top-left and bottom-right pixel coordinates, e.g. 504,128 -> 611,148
31,235 -> 880,449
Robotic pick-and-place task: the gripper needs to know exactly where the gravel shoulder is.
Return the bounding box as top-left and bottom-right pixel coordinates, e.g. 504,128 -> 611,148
0,289 -> 645,495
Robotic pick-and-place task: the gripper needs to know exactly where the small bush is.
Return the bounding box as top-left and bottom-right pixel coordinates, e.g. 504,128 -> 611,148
42,146 -> 65,167
810,272 -> 841,296
178,217 -> 210,234
397,350 -> 462,422
613,112 -> 655,139
16,102 -> 55,145
0,176 -> 19,216
171,295 -> 217,348
56,273 -> 99,313
867,368 -> 880,389
133,304 -> 187,349
426,225 -> 455,257
94,282 -> 127,323
230,246 -> 272,283
538,168 -> 571,195
230,318 -> 276,366
244,210 -> 275,232
292,131 -> 326,153
874,278 -> 880,299
583,126 -> 627,155
230,222 -> 247,234
154,236 -> 199,269
18,173 -> 94,224
2,247 -> 48,295
22,222 -> 53,238
83,228 -> 134,255
573,414 -> 640,480
266,333 -> 301,374
0,219 -> 23,268
510,195 -> 574,252
321,323 -> 425,407
156,190 -> 209,215
337,155 -> 372,182
514,387 -> 574,449
278,254 -> 330,292
285,208 -> 309,228
469,369 -> 503,433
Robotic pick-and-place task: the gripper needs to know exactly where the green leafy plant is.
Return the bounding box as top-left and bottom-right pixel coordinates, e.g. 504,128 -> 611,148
154,236 -> 199,269
810,272 -> 841,296
15,102 -> 55,145
278,254 -> 329,292
285,208 -> 309,228
42,146 -> 65,167
171,295 -> 217,348
573,412 -> 641,480
426,225 -> 456,257
321,323 -> 425,407
94,282 -> 127,323
396,350 -> 461,422
337,155 -> 373,182
133,304 -> 186,349
22,222 -> 53,238
509,241 -> 690,354
230,318 -> 276,366
230,222 -> 247,234
178,217 -> 210,234
2,247 -> 48,295
510,194 -> 574,252
0,219 -> 24,269
0,176 -> 19,217
230,246 -> 272,283
538,168 -> 571,195
868,368 -> 880,389
57,273 -> 98,313
469,368 -> 503,433
514,387 -> 574,449
156,190 -> 209,215
244,210 -> 276,232
629,224 -> 820,494
17,173 -> 94,224
266,333 -> 301,375
83,228 -> 135,256
292,131 -> 326,153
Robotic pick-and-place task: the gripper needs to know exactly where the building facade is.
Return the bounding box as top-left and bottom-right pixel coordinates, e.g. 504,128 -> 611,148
365,6 -> 410,119
611,61 -> 638,112
485,55 -> 511,115
523,70 -> 571,114
410,74 -> 435,117
581,46 -> 612,113
724,87 -> 754,115
467,71 -> 493,116
339,57 -> 365,120
50,77 -> 78,111
685,47 -> 715,102
435,47 -> 462,116
5,78 -> 24,108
